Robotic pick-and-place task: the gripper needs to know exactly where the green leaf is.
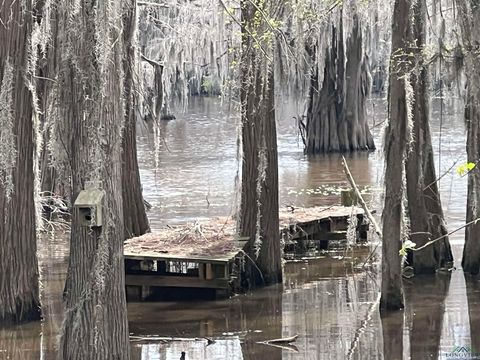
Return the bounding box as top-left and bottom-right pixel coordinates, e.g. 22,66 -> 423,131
399,240 -> 417,256
457,162 -> 476,176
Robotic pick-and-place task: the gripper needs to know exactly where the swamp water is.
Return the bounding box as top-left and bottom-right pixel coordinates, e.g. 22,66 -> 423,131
0,96 -> 478,360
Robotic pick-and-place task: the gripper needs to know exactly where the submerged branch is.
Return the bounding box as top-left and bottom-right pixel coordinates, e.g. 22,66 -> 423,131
262,334 -> 298,344
259,342 -> 299,352
257,333 -> 299,352
346,293 -> 381,360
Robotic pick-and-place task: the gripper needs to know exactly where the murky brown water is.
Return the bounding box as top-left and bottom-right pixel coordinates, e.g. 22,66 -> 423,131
1,96 -> 478,360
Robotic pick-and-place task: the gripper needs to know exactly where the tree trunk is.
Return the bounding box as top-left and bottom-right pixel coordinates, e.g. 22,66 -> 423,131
238,0 -> 282,286
35,0 -> 60,198
344,14 -> 375,151
457,0 -> 480,275
122,1 -> 150,240
0,0 -> 41,323
141,55 -> 165,123
381,0 -> 411,311
305,10 -> 375,154
405,0 -> 453,274
56,1 -> 131,358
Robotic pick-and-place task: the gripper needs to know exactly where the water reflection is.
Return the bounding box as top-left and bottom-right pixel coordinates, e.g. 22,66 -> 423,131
380,310 -> 404,360
0,324 -> 41,359
404,274 -> 451,359
465,276 -> 480,355
0,96 -> 477,359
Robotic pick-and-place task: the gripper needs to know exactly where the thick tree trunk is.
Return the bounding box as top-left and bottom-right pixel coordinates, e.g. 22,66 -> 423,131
463,84 -> 480,274
457,1 -> 480,275
405,0 -> 453,274
305,11 -> 374,154
238,0 -> 282,286
344,14 -> 375,151
0,0 -> 41,323
56,1 -> 131,359
35,0 -> 60,199
380,0 -> 411,311
122,1 -> 150,240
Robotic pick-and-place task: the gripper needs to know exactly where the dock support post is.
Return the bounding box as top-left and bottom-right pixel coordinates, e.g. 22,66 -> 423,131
341,189 -> 358,206
206,263 -> 214,280
198,263 -> 205,279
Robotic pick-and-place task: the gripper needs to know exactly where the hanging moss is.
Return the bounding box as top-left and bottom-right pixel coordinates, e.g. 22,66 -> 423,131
0,61 -> 16,200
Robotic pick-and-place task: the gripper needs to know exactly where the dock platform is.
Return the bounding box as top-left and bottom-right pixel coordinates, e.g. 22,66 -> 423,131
124,206 -> 369,300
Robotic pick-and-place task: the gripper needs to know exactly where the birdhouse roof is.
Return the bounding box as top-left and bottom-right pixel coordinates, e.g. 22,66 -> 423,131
74,189 -> 105,206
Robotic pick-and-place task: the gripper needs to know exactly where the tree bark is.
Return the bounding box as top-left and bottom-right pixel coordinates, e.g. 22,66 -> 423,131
305,10 -> 375,154
56,1 -> 131,358
141,55 -> 165,123
0,0 -> 41,323
122,0 -> 150,240
238,0 -> 282,286
381,0 -> 411,311
35,0 -> 59,197
457,0 -> 480,275
405,0 -> 453,274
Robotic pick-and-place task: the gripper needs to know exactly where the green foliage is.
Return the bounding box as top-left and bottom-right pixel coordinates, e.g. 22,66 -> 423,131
399,240 -> 416,257
456,162 -> 476,176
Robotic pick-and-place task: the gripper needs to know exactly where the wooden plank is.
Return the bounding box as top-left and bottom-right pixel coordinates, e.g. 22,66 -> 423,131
125,274 -> 229,289
315,231 -> 348,241
124,251 -> 235,264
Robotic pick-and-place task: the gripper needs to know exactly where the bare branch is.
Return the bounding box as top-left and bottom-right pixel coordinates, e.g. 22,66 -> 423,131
141,54 -> 162,68
137,1 -> 169,8
412,217 -> 480,252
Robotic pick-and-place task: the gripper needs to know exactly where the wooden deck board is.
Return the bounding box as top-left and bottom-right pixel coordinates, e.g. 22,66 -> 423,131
124,251 -> 237,264
124,206 -> 367,262
125,274 -> 229,289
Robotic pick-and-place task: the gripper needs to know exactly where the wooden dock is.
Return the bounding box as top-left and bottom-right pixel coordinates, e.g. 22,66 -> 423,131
124,206 -> 369,301
279,206 -> 368,254
124,219 -> 246,301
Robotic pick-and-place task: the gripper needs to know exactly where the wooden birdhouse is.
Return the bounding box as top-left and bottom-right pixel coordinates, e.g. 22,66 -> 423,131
73,188 -> 105,227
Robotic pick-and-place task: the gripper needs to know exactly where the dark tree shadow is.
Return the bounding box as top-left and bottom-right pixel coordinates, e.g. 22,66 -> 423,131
404,273 -> 451,360
380,309 -> 404,360
465,275 -> 480,355
0,323 -> 41,359
239,285 -> 283,360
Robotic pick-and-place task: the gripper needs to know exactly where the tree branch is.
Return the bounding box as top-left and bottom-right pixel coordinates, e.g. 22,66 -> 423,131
137,1 -> 169,8
141,54 -> 162,68
412,217 -> 480,252
342,156 -> 381,237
